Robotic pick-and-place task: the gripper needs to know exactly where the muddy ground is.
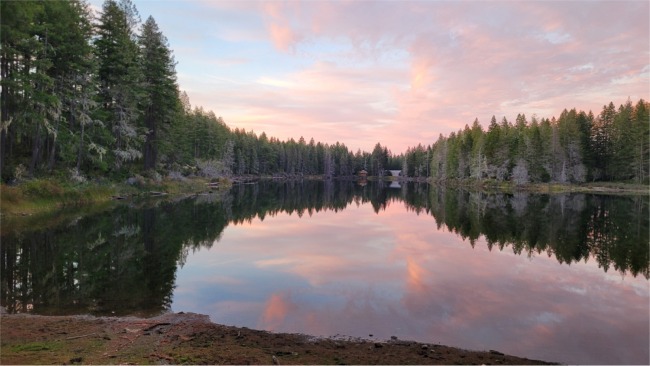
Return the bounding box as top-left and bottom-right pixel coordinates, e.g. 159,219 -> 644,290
0,311 -> 557,365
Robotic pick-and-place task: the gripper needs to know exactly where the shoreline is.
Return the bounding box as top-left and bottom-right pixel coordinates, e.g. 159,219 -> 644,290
2,175 -> 647,219
1,311 -> 557,365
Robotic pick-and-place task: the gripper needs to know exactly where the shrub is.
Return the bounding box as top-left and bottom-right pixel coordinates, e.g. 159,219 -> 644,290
69,168 -> 87,184
22,179 -> 64,198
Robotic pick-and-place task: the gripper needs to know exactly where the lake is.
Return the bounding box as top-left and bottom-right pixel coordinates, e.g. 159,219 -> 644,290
2,180 -> 648,364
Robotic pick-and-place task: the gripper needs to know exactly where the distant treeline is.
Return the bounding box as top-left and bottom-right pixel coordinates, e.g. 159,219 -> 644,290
1,0 -> 647,184
403,101 -> 649,184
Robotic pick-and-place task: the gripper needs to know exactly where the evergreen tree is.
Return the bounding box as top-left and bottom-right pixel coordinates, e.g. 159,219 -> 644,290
94,0 -> 143,171
138,16 -> 180,171
469,119 -> 486,180
1,1 -> 46,178
591,102 -> 616,180
632,99 -> 650,183
43,1 -> 98,174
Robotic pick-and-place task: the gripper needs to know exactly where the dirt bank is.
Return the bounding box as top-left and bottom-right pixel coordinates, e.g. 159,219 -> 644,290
1,312 -> 556,365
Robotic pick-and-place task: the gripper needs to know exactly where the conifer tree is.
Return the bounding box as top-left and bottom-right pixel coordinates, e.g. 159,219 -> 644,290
94,0 -> 143,170
41,1 -> 98,173
1,1 -> 44,178
139,16 -> 180,171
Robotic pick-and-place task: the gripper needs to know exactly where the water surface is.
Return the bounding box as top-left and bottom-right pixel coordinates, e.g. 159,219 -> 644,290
2,181 -> 648,364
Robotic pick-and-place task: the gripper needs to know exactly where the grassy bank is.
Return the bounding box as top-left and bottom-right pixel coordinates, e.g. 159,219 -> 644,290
0,176 -> 231,218
1,179 -> 116,216
485,180 -> 649,195
417,177 -> 649,195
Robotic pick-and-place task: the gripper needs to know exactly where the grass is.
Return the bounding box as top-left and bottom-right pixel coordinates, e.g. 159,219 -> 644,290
1,179 -> 116,216
1,176 -> 232,218
423,178 -> 649,195
11,341 -> 62,352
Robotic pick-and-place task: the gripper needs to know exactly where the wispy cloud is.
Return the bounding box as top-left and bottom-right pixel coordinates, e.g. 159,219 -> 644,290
110,0 -> 649,152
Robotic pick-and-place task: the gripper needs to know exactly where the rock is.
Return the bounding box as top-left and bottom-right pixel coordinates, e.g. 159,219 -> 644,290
421,344 -> 429,350
490,350 -> 505,356
374,343 -> 383,348
272,355 -> 280,365
390,336 -> 398,341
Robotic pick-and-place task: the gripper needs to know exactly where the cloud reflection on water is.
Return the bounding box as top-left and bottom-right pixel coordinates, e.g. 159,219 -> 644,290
173,201 -> 649,365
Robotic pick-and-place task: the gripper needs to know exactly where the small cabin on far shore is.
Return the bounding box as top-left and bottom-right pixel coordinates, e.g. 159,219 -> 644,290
357,169 -> 368,178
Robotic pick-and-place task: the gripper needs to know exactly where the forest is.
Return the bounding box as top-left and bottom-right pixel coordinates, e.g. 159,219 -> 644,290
1,0 -> 648,185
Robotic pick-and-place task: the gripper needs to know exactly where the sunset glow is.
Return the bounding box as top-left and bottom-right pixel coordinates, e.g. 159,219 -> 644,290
172,197 -> 649,364
88,0 -> 649,153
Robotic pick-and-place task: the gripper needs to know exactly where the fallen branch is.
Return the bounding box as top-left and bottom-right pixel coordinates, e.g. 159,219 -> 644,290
150,353 -> 174,362
66,332 -> 97,340
143,322 -> 171,332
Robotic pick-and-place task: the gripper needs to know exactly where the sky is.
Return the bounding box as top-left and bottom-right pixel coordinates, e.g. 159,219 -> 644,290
89,0 -> 650,153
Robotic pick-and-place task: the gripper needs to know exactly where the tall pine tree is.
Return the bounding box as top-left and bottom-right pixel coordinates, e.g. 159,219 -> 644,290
138,16 -> 180,171
94,0 -> 143,171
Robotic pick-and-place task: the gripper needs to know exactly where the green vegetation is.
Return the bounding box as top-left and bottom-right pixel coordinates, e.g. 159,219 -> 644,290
1,179 -> 115,215
405,101 -> 649,185
11,341 -> 62,352
0,0 -> 395,185
0,175 -> 230,217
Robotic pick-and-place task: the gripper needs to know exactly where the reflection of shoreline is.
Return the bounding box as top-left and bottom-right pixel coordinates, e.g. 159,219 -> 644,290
2,181 -> 647,318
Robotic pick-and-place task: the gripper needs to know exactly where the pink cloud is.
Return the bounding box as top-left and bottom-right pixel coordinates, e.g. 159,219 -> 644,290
260,293 -> 295,330
269,23 -> 300,52
167,0 -> 649,153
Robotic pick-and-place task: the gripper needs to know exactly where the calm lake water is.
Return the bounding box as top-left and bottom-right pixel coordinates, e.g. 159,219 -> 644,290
2,181 -> 648,364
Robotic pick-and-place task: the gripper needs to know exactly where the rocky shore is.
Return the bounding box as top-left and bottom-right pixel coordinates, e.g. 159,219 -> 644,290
1,311 -> 556,365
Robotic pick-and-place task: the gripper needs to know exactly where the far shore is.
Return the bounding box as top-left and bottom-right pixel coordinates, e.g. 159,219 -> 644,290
1,175 -> 647,219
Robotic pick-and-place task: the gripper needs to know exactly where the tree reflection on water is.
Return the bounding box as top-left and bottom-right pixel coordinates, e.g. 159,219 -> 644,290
1,180 -> 647,316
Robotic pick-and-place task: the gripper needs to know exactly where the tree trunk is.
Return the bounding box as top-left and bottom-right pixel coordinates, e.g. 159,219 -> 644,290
143,106 -> 156,170
1,52 -> 11,179
47,133 -> 57,172
0,128 -> 6,179
29,123 -> 42,176
76,122 -> 85,171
